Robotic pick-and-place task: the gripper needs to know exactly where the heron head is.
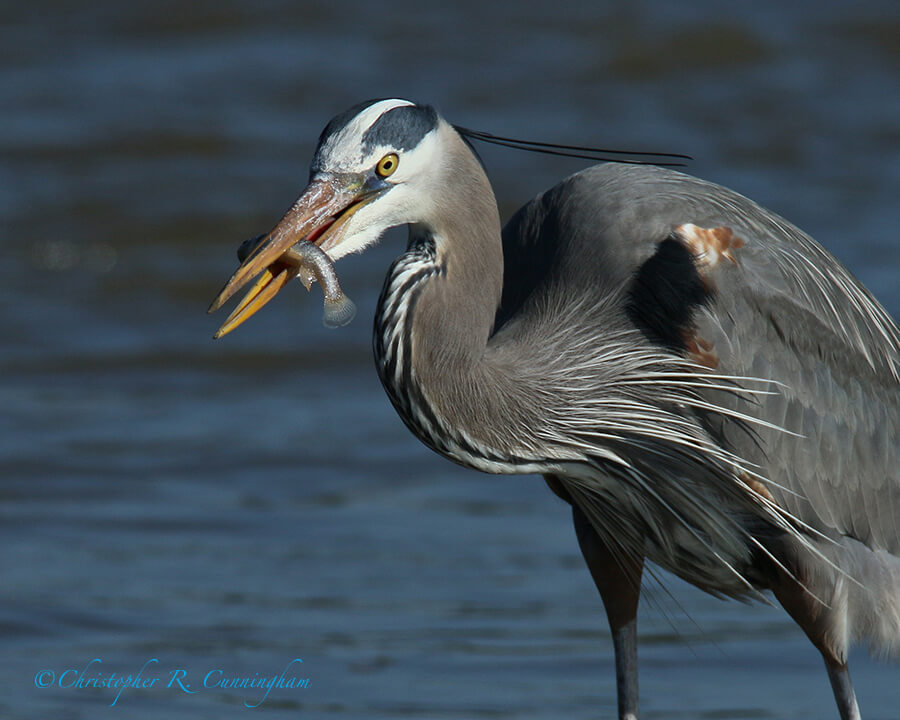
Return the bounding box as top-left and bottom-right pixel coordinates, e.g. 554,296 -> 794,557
209,98 -> 450,331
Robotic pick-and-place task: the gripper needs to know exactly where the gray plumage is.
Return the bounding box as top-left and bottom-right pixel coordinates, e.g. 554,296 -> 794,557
210,99 -> 900,720
499,164 -> 900,659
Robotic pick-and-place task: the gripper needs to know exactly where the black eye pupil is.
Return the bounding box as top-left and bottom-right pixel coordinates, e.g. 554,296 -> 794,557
378,154 -> 398,176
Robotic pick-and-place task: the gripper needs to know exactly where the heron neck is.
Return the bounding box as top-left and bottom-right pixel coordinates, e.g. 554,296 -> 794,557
375,154 -> 548,470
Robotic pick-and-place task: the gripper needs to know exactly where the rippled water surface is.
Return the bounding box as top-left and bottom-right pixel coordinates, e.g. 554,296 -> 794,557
3,2 -> 899,718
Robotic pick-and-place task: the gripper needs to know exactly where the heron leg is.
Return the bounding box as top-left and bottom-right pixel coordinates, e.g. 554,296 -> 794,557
770,567 -> 861,720
573,504 -> 644,720
824,661 -> 862,720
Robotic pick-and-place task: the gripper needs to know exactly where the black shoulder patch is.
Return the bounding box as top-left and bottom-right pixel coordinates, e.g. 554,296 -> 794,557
361,104 -> 438,153
626,236 -> 713,352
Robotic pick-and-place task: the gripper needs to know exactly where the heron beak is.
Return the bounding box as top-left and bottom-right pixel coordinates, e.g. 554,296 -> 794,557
208,177 -> 373,338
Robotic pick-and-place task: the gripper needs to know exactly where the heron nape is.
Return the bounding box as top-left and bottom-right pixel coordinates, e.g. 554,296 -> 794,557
210,99 -> 899,720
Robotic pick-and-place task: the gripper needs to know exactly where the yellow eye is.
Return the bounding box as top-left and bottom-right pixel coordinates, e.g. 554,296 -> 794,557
376,153 -> 399,178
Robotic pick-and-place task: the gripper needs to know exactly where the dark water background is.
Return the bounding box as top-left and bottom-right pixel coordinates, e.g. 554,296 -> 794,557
3,2 -> 899,718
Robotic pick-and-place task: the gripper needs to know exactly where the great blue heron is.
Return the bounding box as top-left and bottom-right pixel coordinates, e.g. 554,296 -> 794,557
209,99 -> 899,720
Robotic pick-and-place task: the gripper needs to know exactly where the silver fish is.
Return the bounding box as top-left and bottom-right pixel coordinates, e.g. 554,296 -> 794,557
281,241 -> 356,328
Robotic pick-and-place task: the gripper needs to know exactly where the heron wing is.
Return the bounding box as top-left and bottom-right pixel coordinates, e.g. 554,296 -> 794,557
679,213 -> 900,556
501,163 -> 900,555
609,166 -> 900,555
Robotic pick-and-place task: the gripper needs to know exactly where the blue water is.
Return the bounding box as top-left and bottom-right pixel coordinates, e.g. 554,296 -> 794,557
2,2 -> 899,718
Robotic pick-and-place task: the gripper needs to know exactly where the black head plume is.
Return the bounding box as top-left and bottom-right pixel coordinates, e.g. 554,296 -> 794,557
454,126 -> 691,167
